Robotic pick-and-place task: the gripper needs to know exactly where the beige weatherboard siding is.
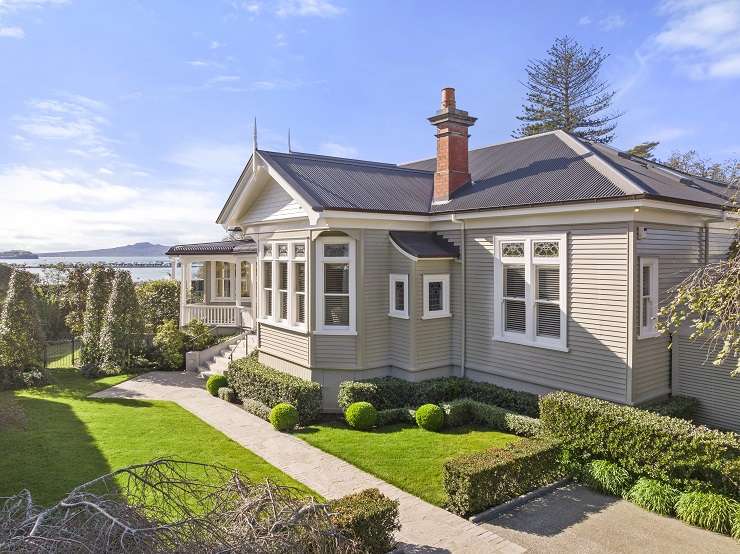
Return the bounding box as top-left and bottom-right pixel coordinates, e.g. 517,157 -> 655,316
242,177 -> 307,225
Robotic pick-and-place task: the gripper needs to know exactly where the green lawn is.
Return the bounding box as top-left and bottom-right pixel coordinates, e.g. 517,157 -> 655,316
0,368 -> 316,505
295,421 -> 518,506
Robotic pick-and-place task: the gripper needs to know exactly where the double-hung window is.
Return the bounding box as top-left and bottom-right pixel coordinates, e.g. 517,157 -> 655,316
213,261 -> 233,300
639,257 -> 660,338
189,262 -> 206,303
317,237 -> 355,334
388,274 -> 409,318
494,234 -> 567,351
240,261 -> 251,299
259,240 -> 307,330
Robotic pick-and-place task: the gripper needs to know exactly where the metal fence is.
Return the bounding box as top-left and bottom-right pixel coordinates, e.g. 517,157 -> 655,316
44,338 -> 79,369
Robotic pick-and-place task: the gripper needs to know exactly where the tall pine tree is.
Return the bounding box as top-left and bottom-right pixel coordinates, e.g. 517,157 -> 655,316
99,271 -> 143,373
515,36 -> 622,143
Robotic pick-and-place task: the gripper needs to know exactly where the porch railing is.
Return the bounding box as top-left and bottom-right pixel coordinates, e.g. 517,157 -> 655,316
184,304 -> 240,327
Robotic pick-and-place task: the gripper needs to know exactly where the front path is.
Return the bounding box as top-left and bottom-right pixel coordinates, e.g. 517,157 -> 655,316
92,371 -> 524,553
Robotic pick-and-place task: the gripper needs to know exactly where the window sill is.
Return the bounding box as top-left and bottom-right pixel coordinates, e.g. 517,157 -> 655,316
257,319 -> 308,334
493,334 -> 569,353
388,313 -> 409,319
314,328 -> 358,336
421,312 -> 451,320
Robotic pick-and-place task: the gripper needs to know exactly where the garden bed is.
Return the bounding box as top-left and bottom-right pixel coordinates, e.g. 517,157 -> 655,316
295,420 -> 518,506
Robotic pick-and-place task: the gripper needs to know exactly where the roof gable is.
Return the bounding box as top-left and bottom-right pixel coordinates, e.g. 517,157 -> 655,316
242,177 -> 307,224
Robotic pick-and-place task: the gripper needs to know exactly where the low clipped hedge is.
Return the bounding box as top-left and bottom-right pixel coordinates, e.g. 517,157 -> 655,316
338,376 -> 539,417
242,398 -> 271,421
376,407 -> 415,426
540,391 -> 740,496
330,488 -> 400,554
227,352 -> 321,425
441,398 -> 541,437
443,437 -> 563,516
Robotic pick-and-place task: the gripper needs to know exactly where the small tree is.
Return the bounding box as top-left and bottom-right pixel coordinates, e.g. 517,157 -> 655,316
61,264 -> 115,336
153,319 -> 185,370
0,269 -> 44,388
99,271 -> 143,373
136,279 -> 180,332
514,36 -> 622,143
626,141 -> 660,161
80,268 -> 113,371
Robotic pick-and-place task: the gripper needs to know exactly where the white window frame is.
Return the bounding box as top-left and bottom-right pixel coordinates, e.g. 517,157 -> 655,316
493,233 -> 568,351
211,261 -> 235,301
239,260 -> 252,299
189,261 -> 206,303
316,236 -> 356,335
388,273 -> 409,319
422,273 -> 451,319
258,239 -> 307,332
639,257 -> 660,339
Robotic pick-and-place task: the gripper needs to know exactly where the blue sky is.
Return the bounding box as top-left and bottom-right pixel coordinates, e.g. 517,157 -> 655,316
1,0 -> 739,251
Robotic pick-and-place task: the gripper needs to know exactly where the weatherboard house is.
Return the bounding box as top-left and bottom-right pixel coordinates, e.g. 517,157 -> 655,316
167,88 -> 739,430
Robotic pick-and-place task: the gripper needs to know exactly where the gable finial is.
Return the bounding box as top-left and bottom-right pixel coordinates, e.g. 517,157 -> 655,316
288,128 -> 292,153
252,117 -> 258,154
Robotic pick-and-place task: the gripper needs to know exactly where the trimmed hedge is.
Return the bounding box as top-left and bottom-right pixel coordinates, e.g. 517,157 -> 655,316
338,376 -> 539,417
443,437 -> 563,517
206,374 -> 228,396
345,402 -> 378,430
269,403 -> 299,432
642,395 -> 699,421
415,404 -> 445,431
376,407 -> 415,426
540,391 -> 740,495
227,353 -> 321,425
243,398 -> 271,421
441,398 -> 542,437
330,488 -> 400,554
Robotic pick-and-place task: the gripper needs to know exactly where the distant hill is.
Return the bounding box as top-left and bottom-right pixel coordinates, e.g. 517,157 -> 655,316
38,242 -> 171,257
0,250 -> 37,259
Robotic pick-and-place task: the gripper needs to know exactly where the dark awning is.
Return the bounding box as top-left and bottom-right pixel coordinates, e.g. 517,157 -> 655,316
389,231 -> 459,260
166,240 -> 256,256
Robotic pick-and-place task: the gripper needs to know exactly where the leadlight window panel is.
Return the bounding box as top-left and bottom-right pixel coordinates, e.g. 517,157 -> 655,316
278,244 -> 289,258
427,281 -> 443,312
295,263 -> 306,324
278,262 -> 288,320
263,244 -> 272,258
324,243 -> 349,258
502,242 -> 524,257
263,262 -> 273,317
533,241 -> 559,258
240,261 -> 251,298
394,281 -> 405,312
294,243 -> 305,258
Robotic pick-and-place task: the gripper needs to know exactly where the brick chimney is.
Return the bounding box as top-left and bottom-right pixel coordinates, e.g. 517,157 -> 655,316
428,87 -> 477,203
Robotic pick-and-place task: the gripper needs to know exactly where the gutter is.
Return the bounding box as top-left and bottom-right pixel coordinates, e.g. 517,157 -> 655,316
451,214 -> 466,378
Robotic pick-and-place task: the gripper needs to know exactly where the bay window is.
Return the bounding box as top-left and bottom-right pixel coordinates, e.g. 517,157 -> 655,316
494,234 -> 567,350
639,257 -> 660,338
317,237 -> 355,333
259,240 -> 307,330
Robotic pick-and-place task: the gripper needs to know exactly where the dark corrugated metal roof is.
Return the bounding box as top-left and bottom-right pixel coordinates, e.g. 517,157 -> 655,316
390,231 -> 460,259
166,240 -> 256,256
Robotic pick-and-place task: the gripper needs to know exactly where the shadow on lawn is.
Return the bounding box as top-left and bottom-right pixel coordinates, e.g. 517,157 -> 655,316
486,482 -> 618,537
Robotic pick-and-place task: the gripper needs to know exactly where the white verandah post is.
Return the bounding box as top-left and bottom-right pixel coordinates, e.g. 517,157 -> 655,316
179,259 -> 190,327
234,259 -> 242,327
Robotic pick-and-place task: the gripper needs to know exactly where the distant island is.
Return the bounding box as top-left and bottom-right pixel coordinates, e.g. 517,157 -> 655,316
38,242 -> 171,257
0,250 -> 38,259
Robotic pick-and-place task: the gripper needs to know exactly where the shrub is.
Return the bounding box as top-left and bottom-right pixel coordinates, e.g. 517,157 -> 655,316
377,407 -> 415,426
243,398 -> 271,421
136,279 -> 180,332
675,491 -> 738,535
206,374 -> 228,396
415,403 -> 445,431
182,319 -> 217,352
733,507 -> 740,540
444,438 -> 563,517
217,387 -> 235,403
80,267 -> 112,370
330,488 -> 400,554
152,320 -> 184,370
440,398 -> 542,437
338,376 -> 539,417
625,478 -> 679,516
344,402 -> 378,430
584,460 -> 633,497
540,391 -> 740,495
642,395 -> 699,421
269,403 -> 299,432
228,353 -> 321,425
99,271 -> 144,373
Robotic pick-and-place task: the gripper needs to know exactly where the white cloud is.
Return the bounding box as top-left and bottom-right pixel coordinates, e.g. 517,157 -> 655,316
578,15 -> 592,25
0,25 -> 23,38
209,40 -> 222,49
276,0 -> 344,18
600,14 -> 626,30
242,1 -> 261,14
275,32 -> 287,47
167,142 -> 250,177
0,0 -> 68,13
319,142 -> 358,158
654,0 -> 740,78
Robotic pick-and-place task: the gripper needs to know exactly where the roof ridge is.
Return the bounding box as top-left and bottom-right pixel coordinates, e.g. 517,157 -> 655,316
260,149 -> 432,174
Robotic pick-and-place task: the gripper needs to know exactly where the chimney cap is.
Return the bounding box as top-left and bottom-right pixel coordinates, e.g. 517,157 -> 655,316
441,87 -> 456,109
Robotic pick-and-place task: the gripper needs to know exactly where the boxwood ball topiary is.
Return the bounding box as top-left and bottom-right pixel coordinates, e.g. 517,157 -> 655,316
415,403 -> 445,431
345,401 -> 378,430
269,402 -> 299,432
206,374 -> 228,396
